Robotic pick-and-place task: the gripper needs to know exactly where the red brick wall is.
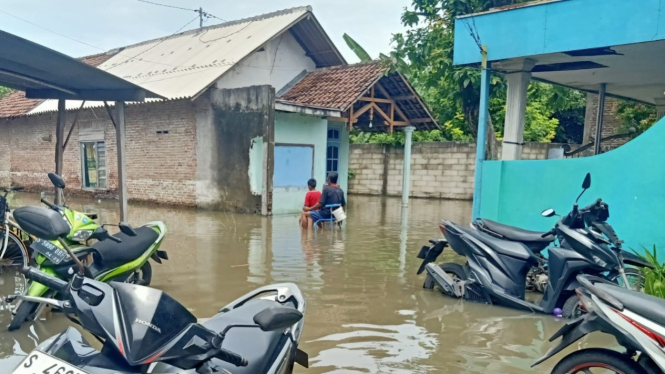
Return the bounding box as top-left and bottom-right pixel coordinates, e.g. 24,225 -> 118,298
0,99 -> 197,205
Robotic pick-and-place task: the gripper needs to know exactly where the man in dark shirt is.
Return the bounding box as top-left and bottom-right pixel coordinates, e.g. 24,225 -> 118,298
303,172 -> 346,227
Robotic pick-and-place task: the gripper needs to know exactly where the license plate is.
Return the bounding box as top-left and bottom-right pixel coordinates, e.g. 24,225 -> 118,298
13,351 -> 91,374
30,239 -> 69,265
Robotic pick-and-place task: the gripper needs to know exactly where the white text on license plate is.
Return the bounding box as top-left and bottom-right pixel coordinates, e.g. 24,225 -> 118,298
13,351 -> 91,374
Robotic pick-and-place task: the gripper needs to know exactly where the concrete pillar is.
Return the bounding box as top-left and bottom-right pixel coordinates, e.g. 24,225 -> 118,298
472,59 -> 491,220
593,83 -> 606,155
502,59 -> 536,160
54,99 -> 65,205
401,126 -> 416,207
115,101 -> 128,222
655,97 -> 665,121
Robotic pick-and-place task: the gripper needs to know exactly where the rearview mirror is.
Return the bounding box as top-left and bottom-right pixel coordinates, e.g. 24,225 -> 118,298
119,222 -> 137,237
582,173 -> 591,189
253,307 -> 303,332
48,173 -> 66,189
541,208 -> 556,217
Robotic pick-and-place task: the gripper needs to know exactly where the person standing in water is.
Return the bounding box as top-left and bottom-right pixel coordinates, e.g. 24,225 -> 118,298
300,178 -> 321,229
304,172 -> 345,228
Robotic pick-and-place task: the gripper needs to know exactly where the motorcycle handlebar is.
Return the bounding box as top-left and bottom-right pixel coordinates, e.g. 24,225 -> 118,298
22,267 -> 68,294
216,348 -> 248,367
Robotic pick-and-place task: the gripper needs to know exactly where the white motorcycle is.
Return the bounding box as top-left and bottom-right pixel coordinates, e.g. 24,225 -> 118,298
533,274 -> 665,373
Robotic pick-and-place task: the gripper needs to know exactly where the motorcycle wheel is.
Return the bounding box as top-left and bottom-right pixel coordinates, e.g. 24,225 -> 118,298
125,262 -> 152,286
551,348 -> 647,374
562,294 -> 586,319
423,263 -> 467,290
8,301 -> 38,331
610,268 -> 645,292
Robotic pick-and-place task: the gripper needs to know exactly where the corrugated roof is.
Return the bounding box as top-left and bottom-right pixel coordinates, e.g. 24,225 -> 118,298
27,6 -> 345,115
278,61 -> 438,131
0,51 -> 118,118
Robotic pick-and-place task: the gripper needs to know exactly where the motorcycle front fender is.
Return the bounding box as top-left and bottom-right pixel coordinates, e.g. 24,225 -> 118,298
533,310 -> 641,367
532,314 -> 595,367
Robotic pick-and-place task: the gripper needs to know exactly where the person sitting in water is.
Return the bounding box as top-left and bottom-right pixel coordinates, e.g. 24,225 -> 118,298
300,178 -> 321,229
303,172 -> 346,228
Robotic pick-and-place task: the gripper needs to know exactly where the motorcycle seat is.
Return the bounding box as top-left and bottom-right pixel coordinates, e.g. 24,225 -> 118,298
89,227 -> 158,270
204,298 -> 294,373
469,228 -> 539,263
479,219 -> 554,244
596,283 -> 665,326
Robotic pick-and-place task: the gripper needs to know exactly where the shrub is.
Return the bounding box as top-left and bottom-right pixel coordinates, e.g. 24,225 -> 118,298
633,245 -> 665,298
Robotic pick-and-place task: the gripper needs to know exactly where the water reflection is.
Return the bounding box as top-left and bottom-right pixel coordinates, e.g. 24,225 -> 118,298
0,193 -> 616,373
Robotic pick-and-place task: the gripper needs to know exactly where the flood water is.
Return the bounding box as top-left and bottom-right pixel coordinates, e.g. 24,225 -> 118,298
0,193 -> 616,373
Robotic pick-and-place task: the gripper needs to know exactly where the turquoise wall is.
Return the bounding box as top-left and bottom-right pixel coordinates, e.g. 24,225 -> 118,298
479,118 -> 665,252
273,112 -> 328,215
454,0 -> 665,65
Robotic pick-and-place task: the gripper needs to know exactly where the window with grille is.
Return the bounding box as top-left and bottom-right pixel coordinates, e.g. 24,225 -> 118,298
326,128 -> 340,174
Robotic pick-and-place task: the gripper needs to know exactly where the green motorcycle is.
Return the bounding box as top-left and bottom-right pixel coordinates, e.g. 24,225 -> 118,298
8,174 -> 168,331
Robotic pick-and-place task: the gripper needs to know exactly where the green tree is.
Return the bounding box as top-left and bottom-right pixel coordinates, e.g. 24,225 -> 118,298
391,0 -> 586,142
615,101 -> 657,137
0,86 -> 10,99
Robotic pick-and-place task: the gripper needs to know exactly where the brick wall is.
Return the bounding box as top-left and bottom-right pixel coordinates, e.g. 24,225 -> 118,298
349,141 -> 567,200
584,94 -> 628,151
0,99 -> 197,205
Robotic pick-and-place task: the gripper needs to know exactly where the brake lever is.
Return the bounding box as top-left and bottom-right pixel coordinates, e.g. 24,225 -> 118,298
10,295 -> 68,309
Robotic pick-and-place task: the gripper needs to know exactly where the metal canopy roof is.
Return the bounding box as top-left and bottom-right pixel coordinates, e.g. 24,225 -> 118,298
0,30 -> 162,102
453,0 -> 665,104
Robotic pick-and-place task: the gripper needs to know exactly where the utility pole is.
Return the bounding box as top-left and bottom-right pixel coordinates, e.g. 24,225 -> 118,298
199,7 -> 203,28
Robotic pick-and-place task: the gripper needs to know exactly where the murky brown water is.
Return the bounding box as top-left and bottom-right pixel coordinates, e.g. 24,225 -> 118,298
0,193 -> 616,373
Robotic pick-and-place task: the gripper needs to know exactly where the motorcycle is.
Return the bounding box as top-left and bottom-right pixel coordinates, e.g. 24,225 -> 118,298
473,197 -> 650,293
8,178 -> 169,330
9,205 -> 308,374
533,274 -> 665,373
417,173 -> 636,318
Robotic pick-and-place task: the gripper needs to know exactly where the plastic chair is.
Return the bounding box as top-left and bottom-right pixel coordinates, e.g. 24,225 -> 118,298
313,204 -> 341,233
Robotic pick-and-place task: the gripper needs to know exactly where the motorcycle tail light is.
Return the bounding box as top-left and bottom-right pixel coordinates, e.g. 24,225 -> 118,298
439,225 -> 446,234
613,309 -> 665,348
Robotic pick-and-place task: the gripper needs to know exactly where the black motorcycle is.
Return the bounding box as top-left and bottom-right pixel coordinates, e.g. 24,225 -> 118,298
474,197 -> 649,293
533,274 -> 665,373
417,173 -> 636,318
9,205 -> 308,374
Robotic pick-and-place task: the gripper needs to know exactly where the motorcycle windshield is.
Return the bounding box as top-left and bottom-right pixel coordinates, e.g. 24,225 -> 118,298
112,282 -> 196,364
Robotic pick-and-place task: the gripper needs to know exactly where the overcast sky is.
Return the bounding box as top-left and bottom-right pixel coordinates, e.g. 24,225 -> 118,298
1,0 -> 412,63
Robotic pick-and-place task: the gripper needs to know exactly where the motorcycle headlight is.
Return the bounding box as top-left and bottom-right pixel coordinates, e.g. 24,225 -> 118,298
72,229 -> 93,242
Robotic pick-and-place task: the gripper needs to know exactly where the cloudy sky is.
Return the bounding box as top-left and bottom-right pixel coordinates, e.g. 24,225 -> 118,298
1,0 -> 412,63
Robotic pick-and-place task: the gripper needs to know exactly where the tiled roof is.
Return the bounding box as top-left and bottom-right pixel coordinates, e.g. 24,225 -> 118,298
0,91 -> 43,118
279,61 -> 387,110
0,52 -> 117,118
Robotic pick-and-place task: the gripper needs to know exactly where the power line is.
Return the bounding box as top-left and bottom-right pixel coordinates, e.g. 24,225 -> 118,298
137,0 -> 197,12
135,0 -> 227,24
0,9 -> 202,70
107,15 -> 200,70
0,9 -> 103,52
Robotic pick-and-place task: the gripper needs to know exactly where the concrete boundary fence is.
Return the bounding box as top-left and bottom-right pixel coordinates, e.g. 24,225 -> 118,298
348,142 -> 567,200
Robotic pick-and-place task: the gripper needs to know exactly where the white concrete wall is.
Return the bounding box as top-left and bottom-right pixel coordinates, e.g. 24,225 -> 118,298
215,31 -> 316,92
